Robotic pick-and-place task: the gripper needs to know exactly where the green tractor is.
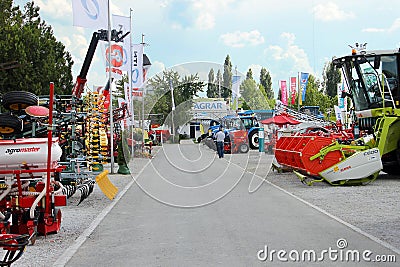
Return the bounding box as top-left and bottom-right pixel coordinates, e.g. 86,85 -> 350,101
333,47 -> 400,175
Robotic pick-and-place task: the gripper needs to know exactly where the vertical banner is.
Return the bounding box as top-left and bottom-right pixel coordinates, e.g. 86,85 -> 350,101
100,42 -> 125,78
334,105 -> 342,122
169,80 -> 175,111
299,72 -> 309,103
232,75 -> 241,110
112,15 -> 131,72
131,44 -> 144,90
290,77 -> 297,105
232,76 -> 241,98
280,80 -> 288,106
72,0 -> 108,29
124,82 -> 131,113
337,82 -> 347,110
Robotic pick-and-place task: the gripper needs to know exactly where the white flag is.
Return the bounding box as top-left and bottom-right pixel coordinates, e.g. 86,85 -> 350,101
131,44 -> 144,89
112,15 -> 131,72
170,80 -> 175,111
232,75 -> 241,98
124,82 -> 131,113
72,0 -> 108,29
112,14 -> 130,36
99,41 -> 123,79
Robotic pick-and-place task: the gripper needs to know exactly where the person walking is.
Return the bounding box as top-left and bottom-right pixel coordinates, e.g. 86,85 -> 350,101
215,126 -> 225,158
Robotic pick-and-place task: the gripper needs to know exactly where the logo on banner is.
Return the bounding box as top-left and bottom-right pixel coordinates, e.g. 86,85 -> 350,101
81,0 -> 101,20
131,69 -> 139,84
106,44 -> 124,67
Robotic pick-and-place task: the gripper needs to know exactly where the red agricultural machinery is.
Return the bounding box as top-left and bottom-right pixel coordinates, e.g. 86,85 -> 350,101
0,29 -> 131,260
274,46 -> 400,185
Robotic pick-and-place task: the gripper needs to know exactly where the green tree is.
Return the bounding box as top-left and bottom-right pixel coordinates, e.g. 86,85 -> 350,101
240,78 -> 269,110
302,75 -> 334,115
246,68 -> 253,80
259,84 -> 267,99
259,67 -> 273,99
0,1 -> 73,95
206,68 -> 218,98
323,61 -> 341,97
147,70 -> 205,133
222,55 -> 232,99
216,69 -> 222,98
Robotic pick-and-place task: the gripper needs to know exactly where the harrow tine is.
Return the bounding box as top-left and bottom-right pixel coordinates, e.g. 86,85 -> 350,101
95,170 -> 118,200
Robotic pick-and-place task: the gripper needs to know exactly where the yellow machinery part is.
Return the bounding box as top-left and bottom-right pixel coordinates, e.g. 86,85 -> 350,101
95,170 -> 118,200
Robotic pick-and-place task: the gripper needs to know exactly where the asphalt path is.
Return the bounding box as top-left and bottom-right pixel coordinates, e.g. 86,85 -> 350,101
61,142 -> 399,266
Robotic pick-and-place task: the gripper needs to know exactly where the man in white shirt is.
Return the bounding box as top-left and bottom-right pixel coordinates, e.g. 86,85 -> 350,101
215,126 -> 226,158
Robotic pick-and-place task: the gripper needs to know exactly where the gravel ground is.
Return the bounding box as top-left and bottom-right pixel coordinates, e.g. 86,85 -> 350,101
245,150 -> 400,253
11,145 -> 400,266
265,168 -> 400,251
12,155 -> 152,267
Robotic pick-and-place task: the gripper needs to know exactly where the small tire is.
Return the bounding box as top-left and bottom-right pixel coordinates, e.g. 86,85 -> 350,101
2,91 -> 38,111
0,114 -> 22,135
239,143 -> 249,153
248,131 -> 259,149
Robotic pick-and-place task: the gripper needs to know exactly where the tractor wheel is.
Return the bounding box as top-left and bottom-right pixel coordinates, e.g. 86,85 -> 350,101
2,91 -> 38,111
382,142 -> 400,175
0,114 -> 22,134
239,143 -> 249,153
248,131 -> 259,149
382,165 -> 400,175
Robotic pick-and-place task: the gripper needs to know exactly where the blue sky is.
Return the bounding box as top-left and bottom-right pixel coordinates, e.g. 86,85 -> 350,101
15,0 -> 400,96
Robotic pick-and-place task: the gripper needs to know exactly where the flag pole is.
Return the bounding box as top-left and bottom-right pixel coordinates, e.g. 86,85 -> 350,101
141,34 -> 145,151
129,8 -> 134,156
297,72 -> 300,111
170,79 -> 175,143
108,0 -> 114,173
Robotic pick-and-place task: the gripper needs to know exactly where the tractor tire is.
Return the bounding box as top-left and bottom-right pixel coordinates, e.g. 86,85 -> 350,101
382,164 -> 400,175
382,143 -> 400,175
2,91 -> 38,111
249,131 -> 259,149
0,114 -> 22,135
239,143 -> 249,153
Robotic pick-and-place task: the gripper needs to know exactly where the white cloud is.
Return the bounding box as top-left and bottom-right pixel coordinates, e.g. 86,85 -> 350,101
35,0 -> 71,18
36,0 -> 125,18
195,12 -> 215,30
220,30 -> 264,48
312,2 -> 355,22
191,0 -> 235,30
362,28 -> 386,33
362,18 -> 400,33
264,32 -> 313,76
148,61 -> 166,78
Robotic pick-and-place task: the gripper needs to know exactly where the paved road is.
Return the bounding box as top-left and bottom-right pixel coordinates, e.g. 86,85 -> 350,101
63,142 -> 398,266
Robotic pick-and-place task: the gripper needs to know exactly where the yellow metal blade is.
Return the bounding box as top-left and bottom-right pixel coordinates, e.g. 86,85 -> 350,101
95,170 -> 118,200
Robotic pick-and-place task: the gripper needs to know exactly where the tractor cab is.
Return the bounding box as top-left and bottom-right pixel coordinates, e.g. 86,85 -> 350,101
333,48 -> 400,113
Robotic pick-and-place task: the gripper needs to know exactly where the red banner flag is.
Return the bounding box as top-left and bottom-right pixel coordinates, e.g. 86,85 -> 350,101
280,80 -> 288,105
290,77 -> 297,105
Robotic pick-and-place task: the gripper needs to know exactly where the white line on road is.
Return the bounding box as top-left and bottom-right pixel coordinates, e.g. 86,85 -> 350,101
53,157 -> 156,266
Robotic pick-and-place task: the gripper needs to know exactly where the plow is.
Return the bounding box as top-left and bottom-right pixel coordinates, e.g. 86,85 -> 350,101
274,46 -> 400,185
